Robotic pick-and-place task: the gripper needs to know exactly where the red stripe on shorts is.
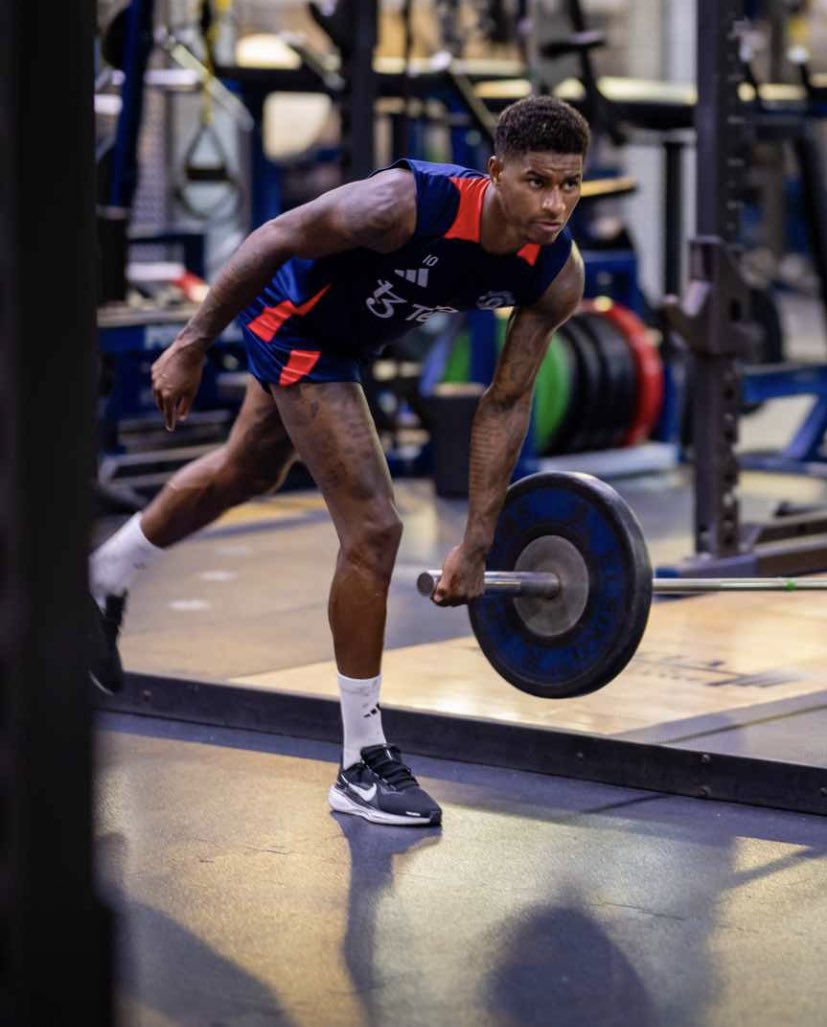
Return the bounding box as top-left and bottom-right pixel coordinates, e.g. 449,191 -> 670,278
247,284 -> 331,342
278,349 -> 322,386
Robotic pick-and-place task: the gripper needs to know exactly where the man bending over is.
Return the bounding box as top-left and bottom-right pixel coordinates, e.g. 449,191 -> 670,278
91,96 -> 589,827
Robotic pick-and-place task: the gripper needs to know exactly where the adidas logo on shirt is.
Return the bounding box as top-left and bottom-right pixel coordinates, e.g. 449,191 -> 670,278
395,267 -> 430,288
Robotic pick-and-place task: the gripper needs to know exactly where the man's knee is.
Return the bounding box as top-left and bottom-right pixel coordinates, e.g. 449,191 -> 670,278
341,502 -> 403,579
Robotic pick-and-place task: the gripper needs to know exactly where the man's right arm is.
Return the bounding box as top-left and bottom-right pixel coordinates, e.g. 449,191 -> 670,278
152,169 -> 416,429
177,169 -> 416,348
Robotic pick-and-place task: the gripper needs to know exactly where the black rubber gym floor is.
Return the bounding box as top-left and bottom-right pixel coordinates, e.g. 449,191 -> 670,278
97,711 -> 827,1027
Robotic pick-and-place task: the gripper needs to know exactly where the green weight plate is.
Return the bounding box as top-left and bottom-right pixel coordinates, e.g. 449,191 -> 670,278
546,327 -> 585,454
533,333 -> 573,452
440,330 -> 471,384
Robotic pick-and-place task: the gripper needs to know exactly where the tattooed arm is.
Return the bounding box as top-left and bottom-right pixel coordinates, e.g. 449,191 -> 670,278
151,170 -> 416,430
432,245 -> 584,605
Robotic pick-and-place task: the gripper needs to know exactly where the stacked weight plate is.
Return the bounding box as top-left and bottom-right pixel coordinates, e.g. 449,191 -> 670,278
538,298 -> 664,455
437,298 -> 664,457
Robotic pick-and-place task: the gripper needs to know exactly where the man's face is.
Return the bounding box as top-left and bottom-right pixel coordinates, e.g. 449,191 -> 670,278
489,150 -> 583,244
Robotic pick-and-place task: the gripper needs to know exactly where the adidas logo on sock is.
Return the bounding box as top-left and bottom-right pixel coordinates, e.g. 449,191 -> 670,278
395,267 -> 429,288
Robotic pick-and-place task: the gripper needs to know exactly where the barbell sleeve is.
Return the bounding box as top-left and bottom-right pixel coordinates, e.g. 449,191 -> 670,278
417,570 -> 562,598
417,570 -> 827,599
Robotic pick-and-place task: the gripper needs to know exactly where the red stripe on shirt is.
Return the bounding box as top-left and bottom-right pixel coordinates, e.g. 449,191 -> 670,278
444,178 -> 542,266
278,349 -> 322,386
247,283 -> 331,342
444,176 -> 489,242
516,243 -> 541,266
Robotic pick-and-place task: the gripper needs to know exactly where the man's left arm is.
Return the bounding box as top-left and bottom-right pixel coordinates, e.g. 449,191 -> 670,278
432,245 -> 584,605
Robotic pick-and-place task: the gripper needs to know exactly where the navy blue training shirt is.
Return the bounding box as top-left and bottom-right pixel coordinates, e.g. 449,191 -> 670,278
239,159 -> 573,364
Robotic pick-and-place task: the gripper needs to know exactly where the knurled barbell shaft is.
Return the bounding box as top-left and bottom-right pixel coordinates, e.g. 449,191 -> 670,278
652,577 -> 827,592
417,570 -> 827,599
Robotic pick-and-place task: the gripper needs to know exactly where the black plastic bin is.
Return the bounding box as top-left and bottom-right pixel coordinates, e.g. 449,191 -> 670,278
426,383 -> 485,497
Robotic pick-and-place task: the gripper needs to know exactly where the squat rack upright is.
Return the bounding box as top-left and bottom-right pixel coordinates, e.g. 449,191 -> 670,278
666,0 -> 827,579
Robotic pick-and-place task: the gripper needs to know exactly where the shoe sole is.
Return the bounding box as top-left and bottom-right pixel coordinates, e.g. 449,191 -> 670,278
328,786 -> 441,827
89,671 -> 115,696
89,594 -> 124,695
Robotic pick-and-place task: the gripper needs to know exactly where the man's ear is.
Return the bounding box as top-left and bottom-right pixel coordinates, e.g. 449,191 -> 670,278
488,154 -> 503,186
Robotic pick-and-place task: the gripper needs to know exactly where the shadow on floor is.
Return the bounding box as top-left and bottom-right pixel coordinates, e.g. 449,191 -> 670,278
97,832 -> 298,1027
486,903 -> 658,1027
334,814 -> 442,1026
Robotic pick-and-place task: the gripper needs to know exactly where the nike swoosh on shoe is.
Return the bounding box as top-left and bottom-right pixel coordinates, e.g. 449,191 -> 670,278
347,781 -> 377,802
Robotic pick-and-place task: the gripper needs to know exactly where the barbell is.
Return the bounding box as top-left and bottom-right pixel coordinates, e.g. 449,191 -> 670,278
417,472 -> 827,699
417,572 -> 827,597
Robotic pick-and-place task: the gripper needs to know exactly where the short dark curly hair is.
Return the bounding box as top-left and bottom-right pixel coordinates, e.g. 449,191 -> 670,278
494,96 -> 590,159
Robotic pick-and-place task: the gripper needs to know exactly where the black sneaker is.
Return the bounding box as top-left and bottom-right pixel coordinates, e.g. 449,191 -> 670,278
89,592 -> 126,695
329,744 -> 442,827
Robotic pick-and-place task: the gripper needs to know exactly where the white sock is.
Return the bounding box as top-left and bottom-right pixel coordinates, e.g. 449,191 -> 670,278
338,672 -> 386,769
90,513 -> 164,608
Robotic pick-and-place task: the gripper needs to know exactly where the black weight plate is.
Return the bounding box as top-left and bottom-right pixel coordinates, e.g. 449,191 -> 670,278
544,326 -> 583,454
586,311 -> 638,446
573,312 -> 621,450
560,318 -> 605,453
579,312 -> 638,448
564,316 -> 608,452
468,472 -> 653,699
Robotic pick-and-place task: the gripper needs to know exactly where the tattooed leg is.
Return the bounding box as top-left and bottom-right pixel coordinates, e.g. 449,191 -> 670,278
271,381 -> 402,679
141,378 -> 296,548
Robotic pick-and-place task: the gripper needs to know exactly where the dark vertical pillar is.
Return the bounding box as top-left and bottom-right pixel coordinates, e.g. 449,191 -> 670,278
689,0 -> 748,558
763,3 -> 787,266
99,0 -> 156,302
695,0 -> 744,242
663,138 -> 684,296
794,129 -> 827,341
340,0 -> 378,181
565,0 -> 601,129
106,0 -> 156,211
3,0 -> 114,1023
0,3 -> 14,1016
767,0 -> 785,84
